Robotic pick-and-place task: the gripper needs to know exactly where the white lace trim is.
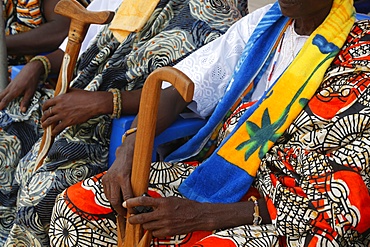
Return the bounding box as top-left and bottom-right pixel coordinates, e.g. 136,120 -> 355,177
162,5 -> 273,118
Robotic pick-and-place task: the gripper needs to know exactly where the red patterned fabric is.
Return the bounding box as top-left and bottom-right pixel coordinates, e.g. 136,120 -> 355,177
50,20 -> 370,247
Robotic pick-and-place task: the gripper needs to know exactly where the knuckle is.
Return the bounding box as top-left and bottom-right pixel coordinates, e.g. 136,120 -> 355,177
137,196 -> 146,204
2,96 -> 9,104
110,198 -> 122,208
162,229 -> 171,236
122,194 -> 131,201
115,145 -> 125,155
134,213 -> 144,222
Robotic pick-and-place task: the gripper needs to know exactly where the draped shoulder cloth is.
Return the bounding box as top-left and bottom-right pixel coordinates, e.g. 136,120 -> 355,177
167,0 -> 356,203
109,0 -> 160,42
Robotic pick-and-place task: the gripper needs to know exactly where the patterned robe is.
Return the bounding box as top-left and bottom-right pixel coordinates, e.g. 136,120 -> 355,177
0,0 -> 248,246
49,20 -> 370,247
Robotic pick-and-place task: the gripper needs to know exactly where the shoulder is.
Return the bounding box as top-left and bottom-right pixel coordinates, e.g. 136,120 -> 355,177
230,4 -> 274,40
238,4 -> 274,26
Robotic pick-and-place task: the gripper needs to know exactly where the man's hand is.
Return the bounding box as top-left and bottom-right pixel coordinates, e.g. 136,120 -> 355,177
0,62 -> 43,112
41,88 -> 111,136
101,134 -> 136,216
124,196 -> 205,237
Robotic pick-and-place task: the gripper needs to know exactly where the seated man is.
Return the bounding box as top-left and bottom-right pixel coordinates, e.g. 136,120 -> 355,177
50,0 -> 370,246
0,0 -> 248,246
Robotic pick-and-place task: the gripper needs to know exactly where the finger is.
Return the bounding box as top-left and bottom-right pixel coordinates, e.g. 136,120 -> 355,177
124,196 -> 156,216
41,98 -> 55,112
0,94 -> 12,111
20,91 -> 34,113
41,113 -> 60,129
0,99 -> 7,111
128,211 -> 156,226
108,186 -> 126,216
151,227 -> 172,238
122,200 -> 136,215
0,90 -> 6,102
41,108 -> 52,127
120,177 -> 134,202
52,120 -> 69,136
41,106 -> 53,123
101,175 -> 126,216
124,196 -> 155,209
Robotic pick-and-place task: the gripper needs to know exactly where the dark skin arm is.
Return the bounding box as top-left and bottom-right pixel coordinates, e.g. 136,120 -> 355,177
41,88 -> 143,136
101,86 -> 189,216
0,45 -> 142,135
6,0 -> 70,56
124,196 -> 271,238
102,85 -> 272,235
0,49 -> 64,112
0,41 -> 140,127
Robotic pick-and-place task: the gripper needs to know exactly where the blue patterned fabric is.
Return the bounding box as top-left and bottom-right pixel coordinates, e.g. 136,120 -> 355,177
0,0 -> 248,246
171,0 -> 355,203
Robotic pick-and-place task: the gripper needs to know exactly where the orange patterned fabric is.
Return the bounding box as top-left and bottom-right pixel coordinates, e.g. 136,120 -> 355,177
255,19 -> 370,246
50,20 -> 370,247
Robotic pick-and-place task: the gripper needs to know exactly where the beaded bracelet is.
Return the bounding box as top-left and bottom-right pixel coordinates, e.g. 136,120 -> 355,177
248,196 -> 262,226
108,88 -> 122,119
121,127 -> 137,143
30,55 -> 51,83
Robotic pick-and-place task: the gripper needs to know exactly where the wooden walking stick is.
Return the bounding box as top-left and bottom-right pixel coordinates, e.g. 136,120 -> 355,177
34,0 -> 114,171
120,66 -> 195,247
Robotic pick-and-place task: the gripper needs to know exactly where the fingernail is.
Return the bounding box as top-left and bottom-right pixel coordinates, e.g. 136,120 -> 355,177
122,201 -> 127,208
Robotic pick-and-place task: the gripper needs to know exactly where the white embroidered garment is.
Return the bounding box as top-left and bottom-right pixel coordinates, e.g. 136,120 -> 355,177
251,21 -> 308,101
165,4 -> 308,119
162,5 -> 271,118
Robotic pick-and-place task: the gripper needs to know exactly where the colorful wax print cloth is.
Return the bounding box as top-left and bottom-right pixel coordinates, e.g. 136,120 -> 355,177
3,0 -> 93,65
49,19 -> 370,246
0,0 -> 248,246
173,0 -> 355,204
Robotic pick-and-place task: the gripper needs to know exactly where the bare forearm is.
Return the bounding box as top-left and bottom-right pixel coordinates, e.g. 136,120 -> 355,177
198,199 -> 271,231
6,23 -> 68,56
126,195 -> 272,237
6,0 -> 70,56
125,86 -> 189,136
45,49 -> 64,75
155,86 -> 189,135
87,89 -> 143,119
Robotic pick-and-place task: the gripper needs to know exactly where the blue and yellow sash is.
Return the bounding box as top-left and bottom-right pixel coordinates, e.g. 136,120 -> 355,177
172,0 -> 355,203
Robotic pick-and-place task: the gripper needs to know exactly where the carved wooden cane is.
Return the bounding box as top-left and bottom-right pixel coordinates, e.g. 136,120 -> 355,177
34,0 -> 114,170
120,67 -> 195,247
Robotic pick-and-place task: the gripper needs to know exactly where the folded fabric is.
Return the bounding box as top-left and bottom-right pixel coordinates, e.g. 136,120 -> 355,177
175,0 -> 355,203
109,0 -> 160,42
